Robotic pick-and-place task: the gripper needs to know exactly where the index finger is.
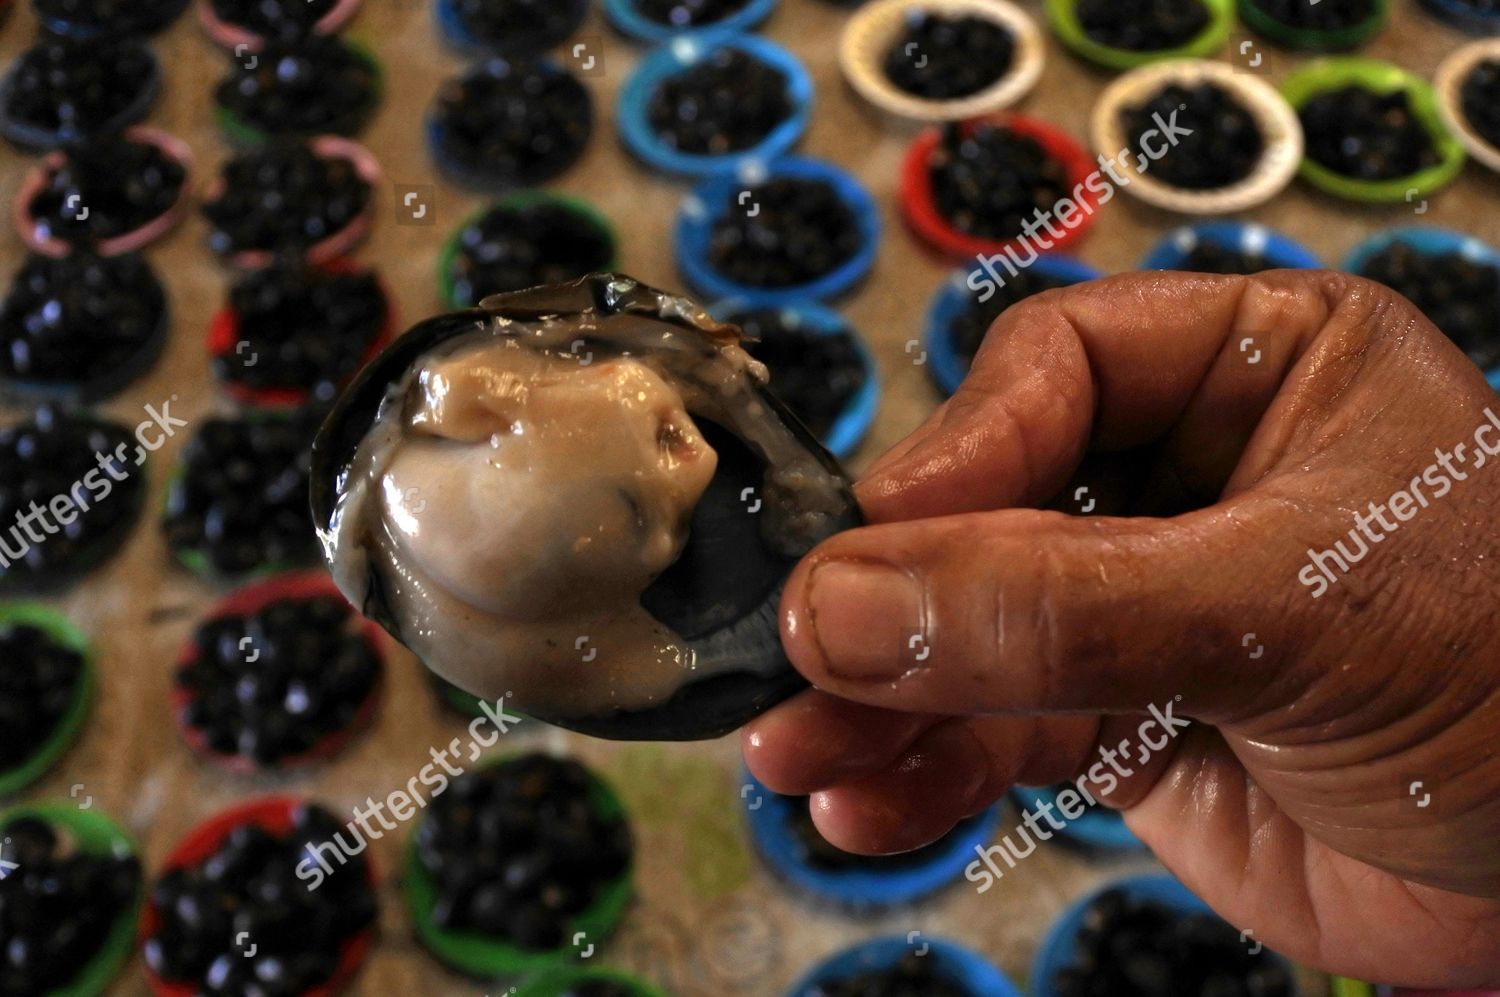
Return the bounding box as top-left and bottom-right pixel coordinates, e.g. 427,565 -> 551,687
856,270 -> 1350,523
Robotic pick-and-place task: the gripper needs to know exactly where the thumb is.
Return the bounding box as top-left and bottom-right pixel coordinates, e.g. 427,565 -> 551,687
779,495 -> 1313,721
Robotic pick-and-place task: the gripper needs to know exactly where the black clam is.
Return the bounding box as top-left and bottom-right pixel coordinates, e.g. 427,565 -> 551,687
164,406 -> 326,577
708,177 -> 864,289
143,802 -> 376,993
719,307 -> 868,444
0,621 -> 86,776
411,754 -> 631,955
200,140 -> 373,261
310,274 -> 861,741
928,121 -> 1071,241
1356,243 -> 1500,371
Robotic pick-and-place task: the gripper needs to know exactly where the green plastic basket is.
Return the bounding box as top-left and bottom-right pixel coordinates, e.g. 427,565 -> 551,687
437,191 -> 619,309
1238,0 -> 1390,51
404,755 -> 634,979
514,966 -> 668,997
434,675 -> 491,718
0,802 -> 142,997
0,605 -> 94,799
1046,0 -> 1233,70
1281,58 -> 1466,203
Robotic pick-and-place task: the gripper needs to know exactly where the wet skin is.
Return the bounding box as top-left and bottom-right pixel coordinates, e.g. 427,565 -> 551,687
742,270 -> 1500,988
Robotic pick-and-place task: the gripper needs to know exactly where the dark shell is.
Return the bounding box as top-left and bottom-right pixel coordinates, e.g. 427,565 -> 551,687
310,273 -> 861,741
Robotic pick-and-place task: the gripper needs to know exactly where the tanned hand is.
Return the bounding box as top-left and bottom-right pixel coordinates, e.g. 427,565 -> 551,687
743,271 -> 1500,988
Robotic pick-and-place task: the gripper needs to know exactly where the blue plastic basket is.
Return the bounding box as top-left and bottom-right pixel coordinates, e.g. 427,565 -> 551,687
1141,221 -> 1323,272
709,300 -> 879,460
605,0 -> 779,44
1418,0 -> 1500,34
433,0 -> 588,55
1029,873 -> 1298,997
788,935 -> 1022,997
742,773 -> 1002,910
923,255 -> 1102,398
617,31 -> 812,176
1343,226 -> 1500,390
0,49 -> 161,152
425,58 -> 593,191
675,155 -> 880,306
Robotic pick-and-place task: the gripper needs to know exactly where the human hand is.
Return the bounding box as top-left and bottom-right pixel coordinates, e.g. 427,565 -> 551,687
742,270 -> 1500,988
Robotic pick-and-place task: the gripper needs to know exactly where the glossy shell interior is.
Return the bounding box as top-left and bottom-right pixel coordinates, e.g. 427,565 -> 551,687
310,273 -> 861,740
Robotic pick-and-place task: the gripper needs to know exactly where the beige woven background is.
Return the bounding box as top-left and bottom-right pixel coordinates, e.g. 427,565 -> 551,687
0,0 -> 1493,992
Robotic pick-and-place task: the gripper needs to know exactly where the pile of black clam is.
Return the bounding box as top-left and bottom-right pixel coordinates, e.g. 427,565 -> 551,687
0,814 -> 141,995
0,35 -> 159,149
144,805 -> 377,994
414,754 -> 632,949
26,134 -> 186,247
883,12 -> 1015,100
1122,83 -> 1264,190
1299,85 -> 1441,180
928,122 -> 1071,240
202,142 -> 371,259
215,36 -> 379,138
708,179 -> 864,288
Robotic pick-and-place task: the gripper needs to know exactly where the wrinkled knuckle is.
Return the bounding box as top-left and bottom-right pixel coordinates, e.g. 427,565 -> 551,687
1340,274 -> 1422,330
1292,267 -> 1360,311
1342,282 -> 1454,391
1236,270 -> 1332,333
1026,535 -> 1087,710
1264,271 -> 1439,394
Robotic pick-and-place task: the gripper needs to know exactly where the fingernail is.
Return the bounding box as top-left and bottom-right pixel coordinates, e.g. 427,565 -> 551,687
807,561 -> 925,681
